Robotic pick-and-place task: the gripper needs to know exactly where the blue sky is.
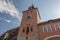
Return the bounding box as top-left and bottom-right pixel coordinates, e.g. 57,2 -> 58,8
0,0 -> 60,35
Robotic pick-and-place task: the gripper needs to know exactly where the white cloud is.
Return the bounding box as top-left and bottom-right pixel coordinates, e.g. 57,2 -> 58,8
5,19 -> 11,23
0,17 -> 11,23
0,0 -> 20,19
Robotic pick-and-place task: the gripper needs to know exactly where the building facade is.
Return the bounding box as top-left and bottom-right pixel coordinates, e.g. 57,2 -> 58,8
17,5 -> 60,40
0,5 -> 60,40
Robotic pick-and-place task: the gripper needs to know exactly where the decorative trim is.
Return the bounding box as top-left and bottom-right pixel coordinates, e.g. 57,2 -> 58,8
44,35 -> 60,40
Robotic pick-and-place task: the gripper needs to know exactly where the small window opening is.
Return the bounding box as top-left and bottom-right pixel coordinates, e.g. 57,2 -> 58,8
31,27 -> 33,32
26,37 -> 28,40
23,29 -> 25,32
26,27 -> 29,35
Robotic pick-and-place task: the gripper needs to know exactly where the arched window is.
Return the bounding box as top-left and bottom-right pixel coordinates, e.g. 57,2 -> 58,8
26,27 -> 29,35
31,27 -> 33,32
23,29 -> 25,32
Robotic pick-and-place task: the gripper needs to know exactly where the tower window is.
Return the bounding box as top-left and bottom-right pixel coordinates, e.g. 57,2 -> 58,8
23,29 -> 25,32
55,24 -> 60,30
26,37 -> 28,40
43,26 -> 51,32
26,27 -> 29,35
31,27 -> 33,32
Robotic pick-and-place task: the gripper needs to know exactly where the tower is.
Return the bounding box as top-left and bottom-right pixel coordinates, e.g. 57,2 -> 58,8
17,5 -> 41,40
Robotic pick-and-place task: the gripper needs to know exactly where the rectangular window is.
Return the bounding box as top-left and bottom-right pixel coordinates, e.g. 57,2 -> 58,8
47,26 -> 51,32
55,24 -> 60,30
43,26 -> 51,32
43,27 -> 47,32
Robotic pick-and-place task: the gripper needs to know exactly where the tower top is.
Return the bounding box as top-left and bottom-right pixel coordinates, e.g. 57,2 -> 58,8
23,4 -> 37,13
28,4 -> 35,10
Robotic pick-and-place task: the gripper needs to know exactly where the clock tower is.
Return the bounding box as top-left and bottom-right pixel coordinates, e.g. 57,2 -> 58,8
17,4 -> 41,40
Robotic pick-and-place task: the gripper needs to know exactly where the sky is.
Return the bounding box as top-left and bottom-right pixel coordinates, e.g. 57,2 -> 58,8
0,0 -> 60,35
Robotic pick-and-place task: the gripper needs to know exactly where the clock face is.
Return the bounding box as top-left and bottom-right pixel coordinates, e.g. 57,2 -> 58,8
26,15 -> 32,20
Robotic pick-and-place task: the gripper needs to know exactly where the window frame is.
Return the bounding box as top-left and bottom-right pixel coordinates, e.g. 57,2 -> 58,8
43,25 -> 52,32
43,26 -> 47,32
54,24 -> 60,30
